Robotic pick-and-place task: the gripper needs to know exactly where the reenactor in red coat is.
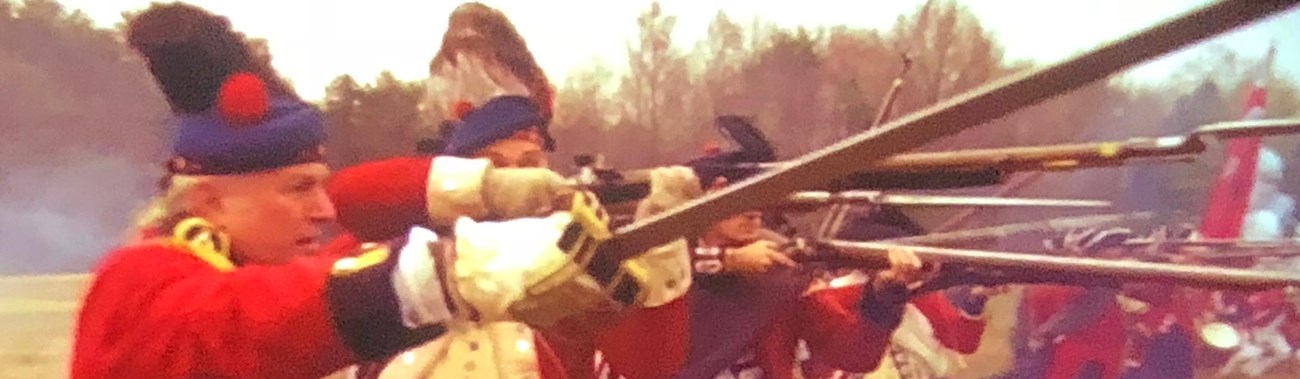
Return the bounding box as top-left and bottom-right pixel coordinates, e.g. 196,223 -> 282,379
1002,228 -> 1134,379
72,4 -> 631,378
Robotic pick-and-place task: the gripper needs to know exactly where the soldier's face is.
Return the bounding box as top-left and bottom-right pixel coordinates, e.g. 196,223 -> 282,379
199,163 -> 337,265
711,211 -> 764,243
477,128 -> 547,168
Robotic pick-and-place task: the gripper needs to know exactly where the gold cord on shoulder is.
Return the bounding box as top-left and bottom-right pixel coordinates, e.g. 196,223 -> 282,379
170,217 -> 236,272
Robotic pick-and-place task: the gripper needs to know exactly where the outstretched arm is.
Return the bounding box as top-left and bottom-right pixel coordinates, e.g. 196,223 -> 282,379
328,156 -> 572,241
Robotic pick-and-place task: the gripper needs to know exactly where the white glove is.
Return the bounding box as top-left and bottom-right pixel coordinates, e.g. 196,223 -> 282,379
451,212 -> 576,321
482,167 -> 574,219
634,166 -> 703,220
388,227 -> 456,328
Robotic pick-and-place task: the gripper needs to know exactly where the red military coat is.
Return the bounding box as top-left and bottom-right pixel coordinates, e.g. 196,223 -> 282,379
74,157 -> 458,379
72,233 -> 370,378
593,282 -> 985,379
1022,285 -> 1126,379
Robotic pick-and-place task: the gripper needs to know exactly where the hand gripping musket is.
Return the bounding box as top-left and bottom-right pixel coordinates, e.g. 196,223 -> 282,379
567,0 -> 1300,307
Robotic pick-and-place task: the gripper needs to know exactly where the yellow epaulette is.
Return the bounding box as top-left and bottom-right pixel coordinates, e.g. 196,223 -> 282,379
162,217 -> 236,273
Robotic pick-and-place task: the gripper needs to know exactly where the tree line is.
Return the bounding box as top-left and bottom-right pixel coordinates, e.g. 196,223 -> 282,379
1,0 -> 1298,273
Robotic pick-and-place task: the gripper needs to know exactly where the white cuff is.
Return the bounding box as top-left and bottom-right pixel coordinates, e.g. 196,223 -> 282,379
630,239 -> 693,307
691,246 -> 725,275
425,157 -> 492,226
392,226 -> 454,328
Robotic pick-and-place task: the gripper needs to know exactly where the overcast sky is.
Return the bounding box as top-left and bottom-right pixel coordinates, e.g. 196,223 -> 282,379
52,0 -> 1300,101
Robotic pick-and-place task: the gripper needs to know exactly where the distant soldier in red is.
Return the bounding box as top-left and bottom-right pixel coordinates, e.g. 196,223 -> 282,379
1003,228 -> 1133,379
1120,227 -> 1204,379
804,213 -> 999,379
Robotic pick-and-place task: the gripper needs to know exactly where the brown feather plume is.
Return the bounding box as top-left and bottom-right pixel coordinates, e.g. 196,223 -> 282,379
429,2 -> 554,123
125,2 -> 296,114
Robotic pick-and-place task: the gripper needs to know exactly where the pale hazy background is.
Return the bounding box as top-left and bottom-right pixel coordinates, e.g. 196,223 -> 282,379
54,0 -> 1300,101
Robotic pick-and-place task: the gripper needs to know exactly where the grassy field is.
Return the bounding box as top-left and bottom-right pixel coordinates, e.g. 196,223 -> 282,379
0,274 -> 86,379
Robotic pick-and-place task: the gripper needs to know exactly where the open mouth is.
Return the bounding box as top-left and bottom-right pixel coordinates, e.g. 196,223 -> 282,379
296,237 -> 320,250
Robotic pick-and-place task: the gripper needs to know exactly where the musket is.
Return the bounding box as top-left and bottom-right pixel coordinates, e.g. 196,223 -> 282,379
1123,238 -> 1300,261
880,212 -> 1157,247
574,0 -> 1298,308
931,171 -> 1044,233
1125,238 -> 1300,249
870,53 -> 913,129
595,185 -> 1111,209
745,118 -> 1300,174
578,119 -> 1300,202
782,191 -> 1110,209
597,190 -> 1111,230
810,240 -> 1300,292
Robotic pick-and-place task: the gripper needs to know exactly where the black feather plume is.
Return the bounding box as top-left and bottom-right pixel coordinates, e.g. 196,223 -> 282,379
125,2 -> 295,113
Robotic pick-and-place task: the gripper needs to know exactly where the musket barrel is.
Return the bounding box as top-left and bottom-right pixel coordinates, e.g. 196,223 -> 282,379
750,137 -> 1204,173
1126,238 -> 1300,249
884,212 -> 1157,247
867,138 -> 1203,171
785,191 -> 1111,208
821,240 -> 1300,290
745,119 -> 1300,174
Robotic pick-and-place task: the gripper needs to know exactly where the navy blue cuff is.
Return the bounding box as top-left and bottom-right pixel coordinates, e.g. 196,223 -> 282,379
324,240 -> 446,360
946,286 -> 989,317
859,278 -> 908,329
